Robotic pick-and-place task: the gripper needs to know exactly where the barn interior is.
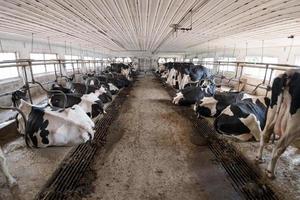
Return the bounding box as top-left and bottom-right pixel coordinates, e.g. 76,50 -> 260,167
0,0 -> 299,199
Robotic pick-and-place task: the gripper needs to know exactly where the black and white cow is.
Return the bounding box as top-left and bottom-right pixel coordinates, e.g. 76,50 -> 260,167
172,79 -> 216,106
194,91 -> 247,117
50,87 -> 107,118
110,63 -> 133,81
108,74 -> 131,89
214,97 -> 269,141
256,70 -> 300,178
93,76 -> 120,95
53,82 -> 112,104
179,65 -> 210,89
17,99 -> 95,148
107,83 -> 119,95
163,62 -> 210,90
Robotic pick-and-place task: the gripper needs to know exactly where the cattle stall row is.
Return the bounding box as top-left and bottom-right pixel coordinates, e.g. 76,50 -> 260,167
156,62 -> 300,180
0,62 -> 136,190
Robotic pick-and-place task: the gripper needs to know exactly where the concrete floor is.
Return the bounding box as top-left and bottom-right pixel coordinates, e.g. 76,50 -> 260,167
87,74 -> 241,200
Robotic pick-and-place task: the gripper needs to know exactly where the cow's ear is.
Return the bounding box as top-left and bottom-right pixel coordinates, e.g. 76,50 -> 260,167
264,97 -> 271,107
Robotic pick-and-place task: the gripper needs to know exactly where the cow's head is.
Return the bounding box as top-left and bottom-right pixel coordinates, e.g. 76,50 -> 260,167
194,97 -> 218,117
108,83 -> 119,94
172,92 -> 183,105
12,86 -> 28,107
17,99 -> 32,135
70,105 -> 95,142
80,93 -> 105,118
121,68 -> 132,81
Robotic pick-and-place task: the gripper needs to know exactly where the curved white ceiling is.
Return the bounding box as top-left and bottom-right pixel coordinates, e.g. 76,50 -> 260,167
0,0 -> 299,56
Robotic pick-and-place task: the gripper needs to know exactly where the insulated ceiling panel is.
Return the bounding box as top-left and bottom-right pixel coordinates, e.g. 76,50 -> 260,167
0,0 -> 299,56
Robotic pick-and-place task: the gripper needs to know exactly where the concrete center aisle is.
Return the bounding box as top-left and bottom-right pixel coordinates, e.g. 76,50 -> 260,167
88,74 -> 242,200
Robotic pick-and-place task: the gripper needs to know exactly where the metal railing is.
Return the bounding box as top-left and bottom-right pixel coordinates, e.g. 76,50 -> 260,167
197,60 -> 300,96
0,59 -> 111,102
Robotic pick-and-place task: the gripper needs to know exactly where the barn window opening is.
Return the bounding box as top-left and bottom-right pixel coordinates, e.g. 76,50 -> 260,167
192,57 -> 199,65
84,56 -> 94,71
94,58 -> 103,71
202,57 -> 214,69
0,52 -> 19,80
294,56 -> 300,66
30,53 -> 57,74
184,58 -> 190,62
65,55 -> 80,71
103,58 -> 110,67
244,56 -> 278,79
218,57 -> 236,72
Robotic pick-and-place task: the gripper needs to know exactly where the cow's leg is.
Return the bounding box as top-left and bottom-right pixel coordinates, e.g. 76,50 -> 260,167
256,126 -> 274,163
266,128 -> 298,178
172,92 -> 183,105
256,109 -> 276,163
0,148 -> 17,187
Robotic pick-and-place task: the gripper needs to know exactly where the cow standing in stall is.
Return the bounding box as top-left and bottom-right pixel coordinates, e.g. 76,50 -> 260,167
256,70 -> 300,178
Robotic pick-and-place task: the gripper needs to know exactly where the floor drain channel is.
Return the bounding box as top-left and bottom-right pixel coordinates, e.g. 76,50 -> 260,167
156,75 -> 281,200
35,85 -> 133,200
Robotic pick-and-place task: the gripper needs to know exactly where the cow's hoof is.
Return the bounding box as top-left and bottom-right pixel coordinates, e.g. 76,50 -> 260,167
255,157 -> 265,164
8,178 -> 17,188
266,170 -> 275,180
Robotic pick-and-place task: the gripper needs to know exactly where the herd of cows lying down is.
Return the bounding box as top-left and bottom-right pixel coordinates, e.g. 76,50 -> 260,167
0,63 -> 135,187
157,62 -> 300,179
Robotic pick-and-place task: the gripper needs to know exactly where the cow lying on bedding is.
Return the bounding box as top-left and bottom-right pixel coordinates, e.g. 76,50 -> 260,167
172,79 -> 216,105
17,99 -> 95,148
194,91 -> 246,117
194,91 -> 270,141
214,97 -> 269,141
